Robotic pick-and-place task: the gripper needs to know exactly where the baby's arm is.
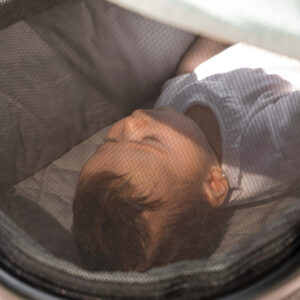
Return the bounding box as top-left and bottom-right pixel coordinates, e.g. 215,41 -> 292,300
176,36 -> 229,76
265,90 -> 300,167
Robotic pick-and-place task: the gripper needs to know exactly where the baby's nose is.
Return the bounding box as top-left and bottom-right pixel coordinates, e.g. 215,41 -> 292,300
123,116 -> 148,139
125,116 -> 147,130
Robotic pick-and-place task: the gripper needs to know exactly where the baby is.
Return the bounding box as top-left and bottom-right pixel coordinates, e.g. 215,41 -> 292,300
72,38 -> 300,272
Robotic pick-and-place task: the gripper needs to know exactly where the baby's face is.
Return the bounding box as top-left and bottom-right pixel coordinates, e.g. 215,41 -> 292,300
80,106 -> 217,207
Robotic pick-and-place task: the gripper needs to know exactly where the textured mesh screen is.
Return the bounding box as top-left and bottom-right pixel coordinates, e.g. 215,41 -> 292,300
0,0 -> 65,30
0,0 -> 299,299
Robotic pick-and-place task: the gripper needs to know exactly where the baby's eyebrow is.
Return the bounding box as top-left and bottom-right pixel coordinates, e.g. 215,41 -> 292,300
104,137 -> 116,143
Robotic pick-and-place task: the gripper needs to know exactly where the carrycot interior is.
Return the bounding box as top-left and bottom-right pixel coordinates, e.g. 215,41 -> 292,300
0,0 -> 300,299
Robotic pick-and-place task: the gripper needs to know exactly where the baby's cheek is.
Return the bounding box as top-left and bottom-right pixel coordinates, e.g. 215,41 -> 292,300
80,155 -> 100,176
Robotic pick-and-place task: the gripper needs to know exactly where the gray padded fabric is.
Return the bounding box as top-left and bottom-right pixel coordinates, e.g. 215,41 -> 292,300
0,0 -> 65,30
0,20 -> 123,193
0,0 -> 195,193
26,0 -> 196,114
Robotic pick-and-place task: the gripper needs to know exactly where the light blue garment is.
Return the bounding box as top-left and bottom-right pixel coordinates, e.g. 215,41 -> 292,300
154,68 -> 300,205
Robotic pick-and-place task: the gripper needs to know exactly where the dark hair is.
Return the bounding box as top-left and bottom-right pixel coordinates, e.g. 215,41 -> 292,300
72,171 -> 233,272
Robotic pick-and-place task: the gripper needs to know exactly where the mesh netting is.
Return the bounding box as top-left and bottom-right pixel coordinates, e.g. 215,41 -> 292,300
0,0 -> 299,299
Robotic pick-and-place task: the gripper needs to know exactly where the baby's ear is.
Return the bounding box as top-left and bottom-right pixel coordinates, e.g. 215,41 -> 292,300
202,167 -> 229,207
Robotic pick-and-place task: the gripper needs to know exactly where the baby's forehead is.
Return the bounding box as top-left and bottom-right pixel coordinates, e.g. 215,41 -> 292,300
84,144 -> 157,174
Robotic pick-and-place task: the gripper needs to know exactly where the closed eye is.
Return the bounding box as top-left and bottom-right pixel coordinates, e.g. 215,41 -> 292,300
104,136 -> 159,144
143,136 -> 159,143
100,135 -> 165,153
104,138 -> 117,143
